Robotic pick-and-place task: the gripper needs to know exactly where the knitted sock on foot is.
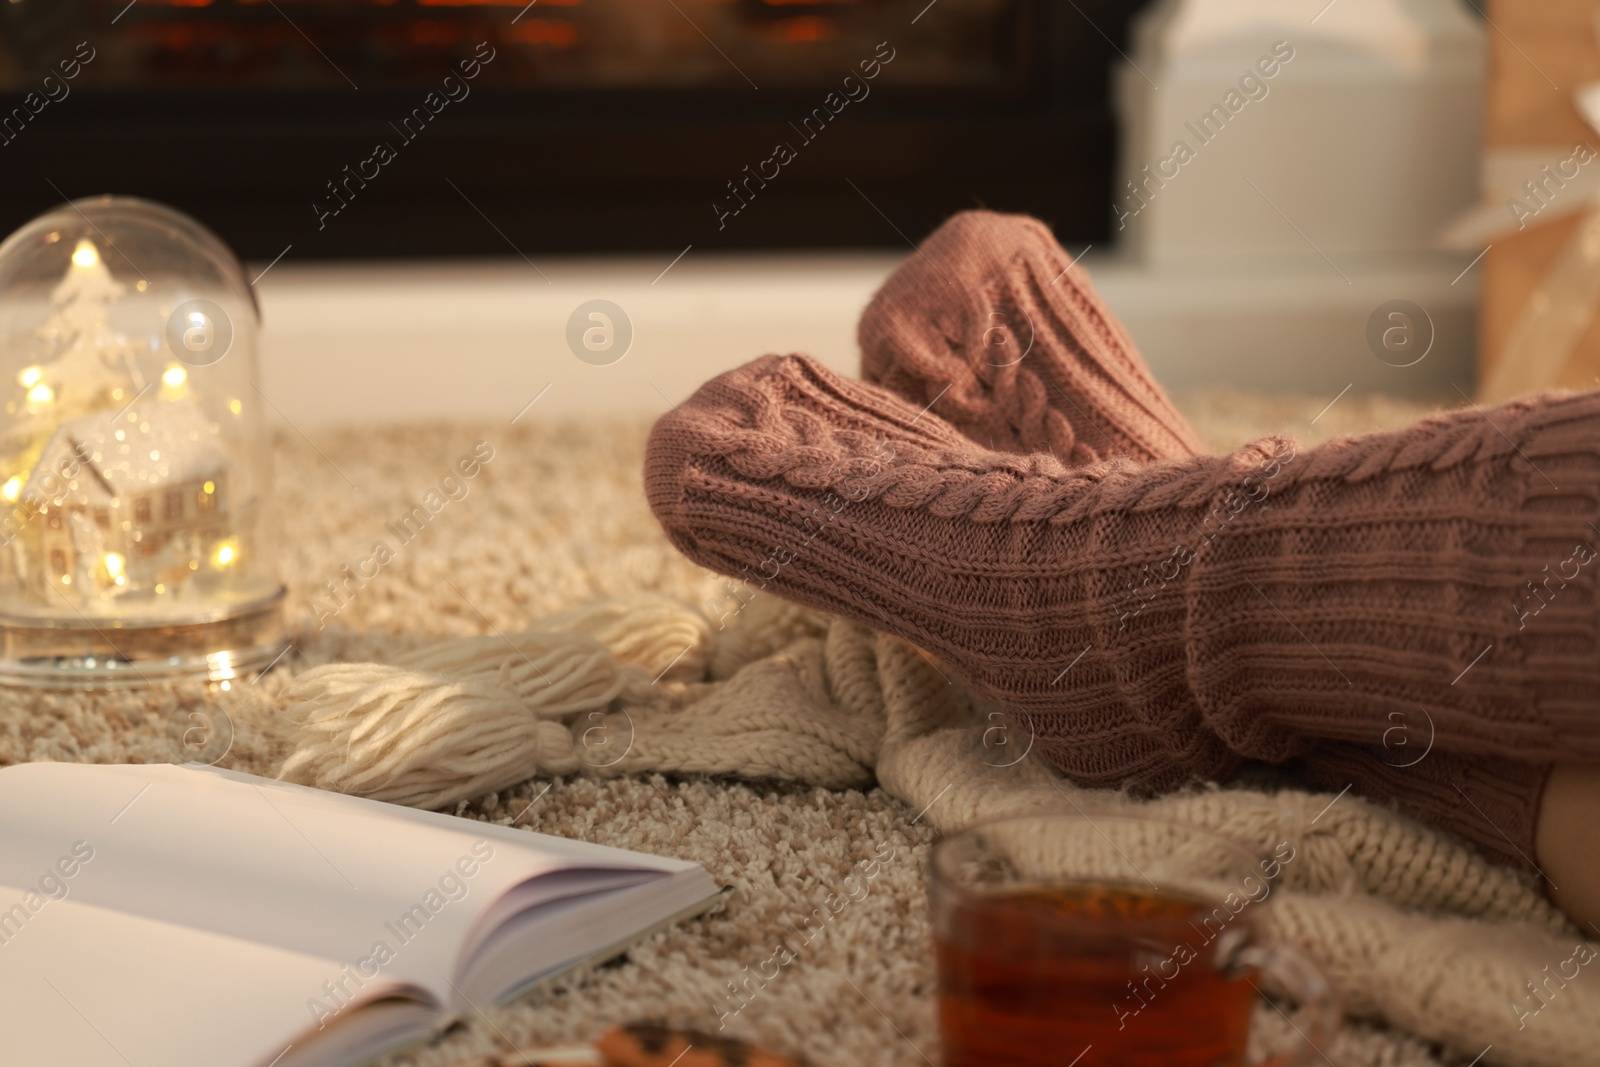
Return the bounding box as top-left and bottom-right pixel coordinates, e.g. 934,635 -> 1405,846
859,232 -> 1563,875
858,209 -> 1204,464
646,354 -> 1600,803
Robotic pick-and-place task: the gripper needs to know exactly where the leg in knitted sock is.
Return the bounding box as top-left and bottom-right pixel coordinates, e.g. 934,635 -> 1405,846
858,209 -> 1204,464
857,244 -> 1566,880
646,354 -> 1600,795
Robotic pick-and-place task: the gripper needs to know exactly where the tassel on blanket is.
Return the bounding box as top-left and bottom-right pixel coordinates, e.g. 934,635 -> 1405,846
278,596 -> 713,807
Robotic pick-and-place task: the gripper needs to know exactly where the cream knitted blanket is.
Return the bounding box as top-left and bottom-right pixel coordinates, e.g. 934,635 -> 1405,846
279,586 -> 1598,1067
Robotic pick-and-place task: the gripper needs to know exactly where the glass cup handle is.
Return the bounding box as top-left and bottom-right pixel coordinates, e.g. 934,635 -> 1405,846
1236,942 -> 1341,1067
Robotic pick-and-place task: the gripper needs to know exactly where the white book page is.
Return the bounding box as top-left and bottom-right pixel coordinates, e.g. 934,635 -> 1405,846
0,763 -> 695,998
0,892 -> 435,1067
463,870 -> 724,1005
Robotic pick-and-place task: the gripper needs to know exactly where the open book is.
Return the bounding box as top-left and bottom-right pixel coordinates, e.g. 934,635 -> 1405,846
0,762 -> 722,1067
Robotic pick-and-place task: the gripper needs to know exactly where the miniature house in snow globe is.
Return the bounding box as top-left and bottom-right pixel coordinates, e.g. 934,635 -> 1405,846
0,196 -> 285,686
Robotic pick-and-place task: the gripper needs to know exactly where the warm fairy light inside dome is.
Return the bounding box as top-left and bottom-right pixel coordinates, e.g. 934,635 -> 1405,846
0,195 -> 289,687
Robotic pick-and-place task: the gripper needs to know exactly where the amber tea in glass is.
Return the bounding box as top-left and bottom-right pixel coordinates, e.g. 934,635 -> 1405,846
930,814 -> 1337,1067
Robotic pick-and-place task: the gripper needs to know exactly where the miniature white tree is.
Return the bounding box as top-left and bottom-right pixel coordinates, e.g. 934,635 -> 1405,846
25,239 -> 141,424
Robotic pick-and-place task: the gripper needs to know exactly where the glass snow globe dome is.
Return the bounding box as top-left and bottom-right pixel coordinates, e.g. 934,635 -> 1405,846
0,196 -> 286,687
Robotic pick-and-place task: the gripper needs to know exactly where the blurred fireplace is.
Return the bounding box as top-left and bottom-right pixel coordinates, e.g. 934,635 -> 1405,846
0,0 -> 1150,259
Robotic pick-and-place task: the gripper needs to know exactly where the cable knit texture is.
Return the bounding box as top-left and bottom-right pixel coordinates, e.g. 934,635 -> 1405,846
859,209 -> 1204,463
645,353 -> 1600,868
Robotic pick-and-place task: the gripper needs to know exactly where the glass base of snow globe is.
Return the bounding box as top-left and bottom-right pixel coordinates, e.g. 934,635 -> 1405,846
0,585 -> 287,689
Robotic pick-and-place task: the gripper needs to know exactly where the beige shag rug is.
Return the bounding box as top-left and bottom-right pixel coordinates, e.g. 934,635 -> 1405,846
0,387 -> 1553,1067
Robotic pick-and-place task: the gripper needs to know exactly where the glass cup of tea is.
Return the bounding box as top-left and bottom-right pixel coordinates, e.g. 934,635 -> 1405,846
930,812 -> 1338,1067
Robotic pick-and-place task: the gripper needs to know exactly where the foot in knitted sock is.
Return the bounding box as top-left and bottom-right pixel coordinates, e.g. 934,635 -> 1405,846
860,223 -> 1570,877
861,242 -> 1567,879
646,354 -> 1600,797
858,209 -> 1203,464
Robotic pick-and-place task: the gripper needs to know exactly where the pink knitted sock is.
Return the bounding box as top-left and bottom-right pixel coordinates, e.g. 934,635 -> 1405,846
858,210 -> 1203,464
646,354 -> 1600,871
857,215 -> 1558,873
